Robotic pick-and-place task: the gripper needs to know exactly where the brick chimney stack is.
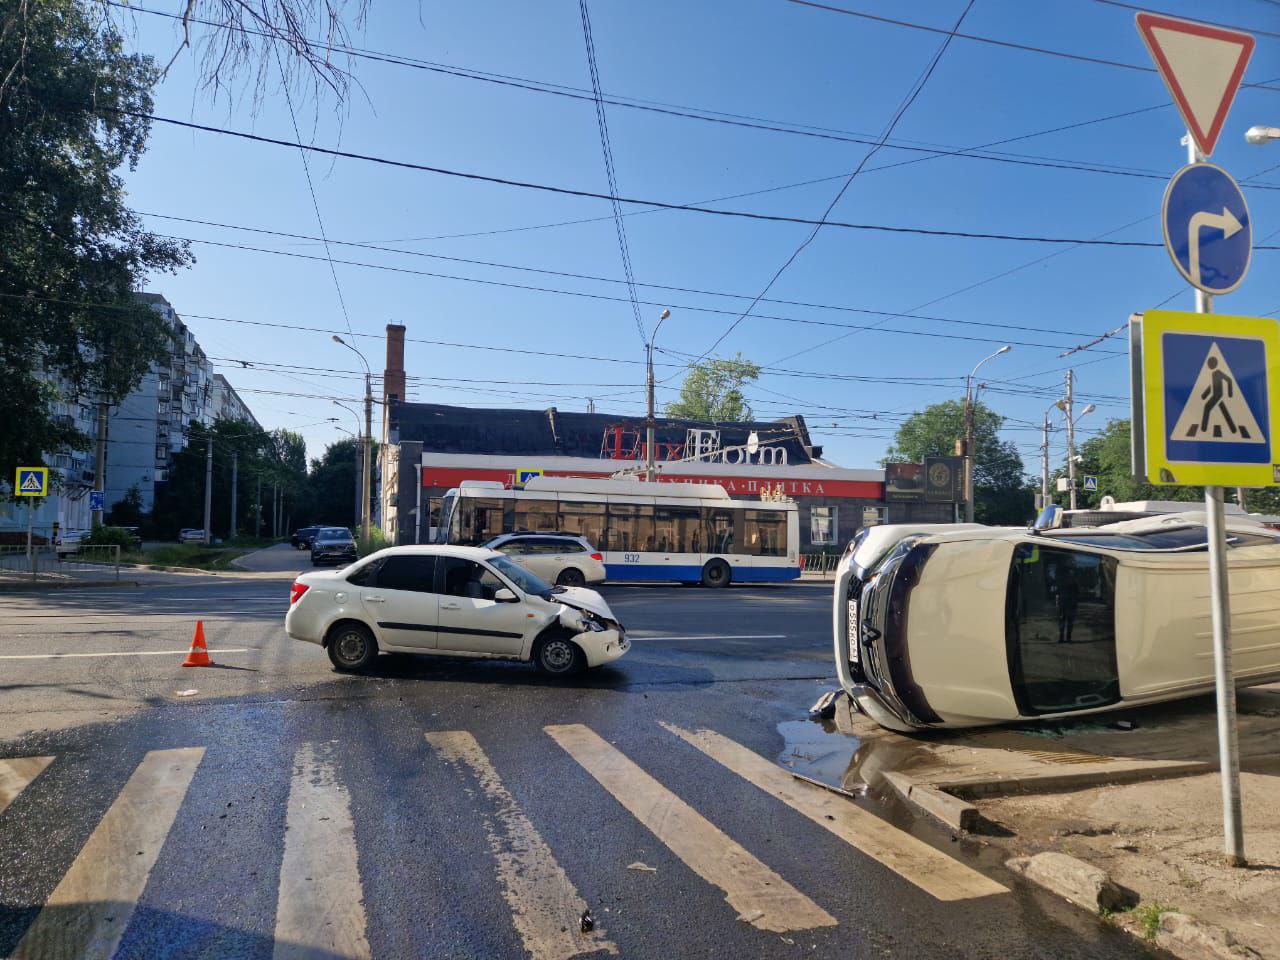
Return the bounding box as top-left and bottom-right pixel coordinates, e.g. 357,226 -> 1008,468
384,323 -> 406,404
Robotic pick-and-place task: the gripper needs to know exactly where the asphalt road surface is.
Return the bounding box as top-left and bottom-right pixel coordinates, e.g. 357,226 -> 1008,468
0,548 -> 1147,959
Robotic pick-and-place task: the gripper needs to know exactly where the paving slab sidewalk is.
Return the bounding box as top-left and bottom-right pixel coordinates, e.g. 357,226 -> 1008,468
817,687 -> 1280,959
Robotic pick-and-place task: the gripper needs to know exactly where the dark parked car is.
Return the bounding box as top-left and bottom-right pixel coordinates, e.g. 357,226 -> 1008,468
311,527 -> 358,567
291,526 -> 321,550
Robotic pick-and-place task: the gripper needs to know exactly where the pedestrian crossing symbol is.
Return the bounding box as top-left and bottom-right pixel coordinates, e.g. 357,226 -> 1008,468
1134,310 -> 1280,487
15,467 -> 47,497
514,468 -> 543,489
1082,476 -> 1098,492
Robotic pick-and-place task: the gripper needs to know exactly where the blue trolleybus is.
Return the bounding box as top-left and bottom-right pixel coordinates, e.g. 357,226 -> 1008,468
436,476 -> 799,587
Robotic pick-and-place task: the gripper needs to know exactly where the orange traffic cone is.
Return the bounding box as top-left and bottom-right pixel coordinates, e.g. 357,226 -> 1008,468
182,620 -> 213,668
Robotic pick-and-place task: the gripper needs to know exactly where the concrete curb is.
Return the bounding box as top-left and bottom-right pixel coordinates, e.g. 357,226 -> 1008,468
939,760 -> 1215,799
1157,912 -> 1263,960
0,578 -> 139,592
1005,852 -> 1138,914
882,771 -> 979,832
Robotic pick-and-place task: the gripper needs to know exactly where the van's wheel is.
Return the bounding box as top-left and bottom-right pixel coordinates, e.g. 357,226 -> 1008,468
327,622 -> 377,672
534,632 -> 585,677
701,559 -> 731,588
556,567 -> 586,588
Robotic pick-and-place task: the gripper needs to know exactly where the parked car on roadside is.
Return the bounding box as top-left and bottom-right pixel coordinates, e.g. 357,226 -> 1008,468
291,526 -> 321,550
285,545 -> 629,675
481,532 -> 606,587
310,526 -> 358,567
178,528 -> 206,544
832,513 -> 1280,732
54,530 -> 88,558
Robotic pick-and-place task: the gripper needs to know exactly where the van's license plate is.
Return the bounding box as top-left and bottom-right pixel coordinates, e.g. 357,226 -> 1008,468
846,599 -> 859,664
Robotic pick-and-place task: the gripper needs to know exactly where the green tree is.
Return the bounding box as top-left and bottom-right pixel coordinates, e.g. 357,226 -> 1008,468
665,354 -> 762,422
108,485 -> 144,526
884,399 -> 1032,524
1069,418 -> 1203,508
309,438 -> 361,527
0,1 -> 190,485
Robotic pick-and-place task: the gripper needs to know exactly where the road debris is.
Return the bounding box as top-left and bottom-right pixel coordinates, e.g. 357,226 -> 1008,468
579,909 -> 594,932
626,861 -> 657,873
175,689 -> 198,697
808,690 -> 839,721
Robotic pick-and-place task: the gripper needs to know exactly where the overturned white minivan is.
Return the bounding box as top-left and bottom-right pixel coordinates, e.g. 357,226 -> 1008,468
832,514 -> 1280,732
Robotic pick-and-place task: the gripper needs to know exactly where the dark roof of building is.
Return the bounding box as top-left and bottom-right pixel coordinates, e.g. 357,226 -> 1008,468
389,402 -> 820,463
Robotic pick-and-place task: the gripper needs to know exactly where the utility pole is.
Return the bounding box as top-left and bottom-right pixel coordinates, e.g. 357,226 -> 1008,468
1064,370 -> 1077,511
202,438 -> 213,545
362,371 -> 373,541
961,346 -> 1011,524
255,474 -> 262,538
229,450 -> 238,541
273,483 -> 279,539
92,396 -> 108,528
1041,410 -> 1052,508
645,309 -> 671,483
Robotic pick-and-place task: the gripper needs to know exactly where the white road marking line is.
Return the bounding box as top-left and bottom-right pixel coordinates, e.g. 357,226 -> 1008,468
544,724 -> 836,933
626,634 -> 786,641
0,648 -> 254,660
9,747 -> 204,960
273,743 -> 371,960
426,731 -> 617,960
0,756 -> 54,817
660,723 -> 1007,902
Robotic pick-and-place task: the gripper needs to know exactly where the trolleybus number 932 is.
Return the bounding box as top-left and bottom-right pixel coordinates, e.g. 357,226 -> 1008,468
623,553 -> 641,563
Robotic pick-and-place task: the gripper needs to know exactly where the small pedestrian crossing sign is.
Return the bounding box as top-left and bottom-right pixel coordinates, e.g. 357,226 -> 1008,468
1134,310 -> 1280,486
15,467 -> 47,497
1082,476 -> 1098,492
514,468 -> 544,489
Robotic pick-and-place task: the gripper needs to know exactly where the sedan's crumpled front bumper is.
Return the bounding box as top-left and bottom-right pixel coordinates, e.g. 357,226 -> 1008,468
576,629 -> 630,668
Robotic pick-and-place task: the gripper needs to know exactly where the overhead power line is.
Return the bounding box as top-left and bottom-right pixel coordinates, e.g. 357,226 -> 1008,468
124,110 -> 1200,246
134,208 -> 1131,344
578,0 -> 646,344
687,0 -> 977,363
788,0 -> 1280,93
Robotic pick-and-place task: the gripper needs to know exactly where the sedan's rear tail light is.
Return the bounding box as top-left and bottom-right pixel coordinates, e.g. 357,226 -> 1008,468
590,553 -> 603,562
290,581 -> 310,605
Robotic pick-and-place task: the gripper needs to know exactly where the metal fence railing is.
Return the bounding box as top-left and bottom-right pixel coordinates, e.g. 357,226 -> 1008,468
799,553 -> 841,578
0,544 -> 121,582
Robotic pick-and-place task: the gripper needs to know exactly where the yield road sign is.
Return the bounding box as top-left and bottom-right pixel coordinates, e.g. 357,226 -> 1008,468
1162,163 -> 1250,295
1133,310 -> 1280,486
15,467 -> 48,497
1082,476 -> 1099,492
1135,12 -> 1254,158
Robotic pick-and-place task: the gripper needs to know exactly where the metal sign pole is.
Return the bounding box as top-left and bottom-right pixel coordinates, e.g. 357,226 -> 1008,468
1186,134 -> 1246,866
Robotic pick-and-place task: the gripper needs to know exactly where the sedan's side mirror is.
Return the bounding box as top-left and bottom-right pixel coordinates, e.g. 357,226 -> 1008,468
494,587 -> 518,603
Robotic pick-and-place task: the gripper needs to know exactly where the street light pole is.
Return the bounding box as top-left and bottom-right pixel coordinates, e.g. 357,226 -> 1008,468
1041,403 -> 1056,508
646,309 -> 671,483
1065,370 -> 1076,511
332,336 -> 373,541
962,345 -> 1011,523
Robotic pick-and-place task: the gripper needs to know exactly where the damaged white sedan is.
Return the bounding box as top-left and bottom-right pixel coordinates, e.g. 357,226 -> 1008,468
286,545 -> 628,676
833,514 -> 1280,732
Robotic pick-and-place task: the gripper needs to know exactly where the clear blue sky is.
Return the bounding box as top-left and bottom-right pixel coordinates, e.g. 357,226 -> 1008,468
116,0 -> 1280,473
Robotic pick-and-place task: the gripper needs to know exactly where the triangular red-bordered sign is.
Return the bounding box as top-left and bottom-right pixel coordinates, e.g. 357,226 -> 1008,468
1136,12 -> 1254,158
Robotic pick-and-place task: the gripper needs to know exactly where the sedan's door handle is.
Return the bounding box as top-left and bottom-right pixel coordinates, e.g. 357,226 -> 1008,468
365,595 -> 386,603
441,602 -> 461,610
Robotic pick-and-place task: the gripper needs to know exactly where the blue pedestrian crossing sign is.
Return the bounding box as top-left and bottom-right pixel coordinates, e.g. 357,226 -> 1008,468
1082,476 -> 1099,493
89,490 -> 105,512
1162,163 -> 1251,296
1133,310 -> 1280,487
514,468 -> 544,489
15,467 -> 48,497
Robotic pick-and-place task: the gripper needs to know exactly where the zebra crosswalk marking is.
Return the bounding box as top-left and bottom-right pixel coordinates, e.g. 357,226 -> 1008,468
544,723 -> 837,934
273,743 -> 372,960
426,731 -> 618,960
0,756 -> 53,817
9,747 -> 204,960
660,723 -> 1008,902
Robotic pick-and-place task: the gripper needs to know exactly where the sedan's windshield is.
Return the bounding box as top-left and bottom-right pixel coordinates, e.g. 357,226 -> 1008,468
317,528 -> 352,542
488,555 -> 553,597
